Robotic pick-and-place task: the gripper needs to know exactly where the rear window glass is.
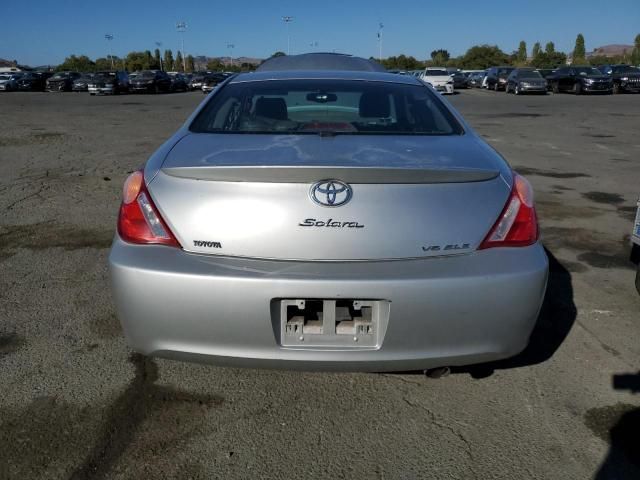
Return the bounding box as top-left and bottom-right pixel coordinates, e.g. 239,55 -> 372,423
190,79 -> 463,136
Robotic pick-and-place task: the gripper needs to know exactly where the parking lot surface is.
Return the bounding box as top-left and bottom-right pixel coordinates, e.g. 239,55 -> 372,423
1,90 -> 639,479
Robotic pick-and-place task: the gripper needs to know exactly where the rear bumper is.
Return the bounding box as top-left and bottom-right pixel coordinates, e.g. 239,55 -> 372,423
109,237 -> 548,371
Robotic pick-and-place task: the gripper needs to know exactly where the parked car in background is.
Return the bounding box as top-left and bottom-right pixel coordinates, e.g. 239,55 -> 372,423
72,73 -> 95,92
168,73 -> 189,92
201,73 -> 230,94
451,71 -> 469,89
485,67 -> 515,91
598,64 -> 640,94
48,71 -> 82,91
0,72 -> 24,91
419,68 -> 454,94
88,71 -> 129,95
505,68 -> 547,95
129,70 -> 172,93
546,66 -> 612,94
109,53 -> 548,372
189,73 -> 208,90
467,71 -> 486,88
46,71 -> 81,91
16,72 -> 52,91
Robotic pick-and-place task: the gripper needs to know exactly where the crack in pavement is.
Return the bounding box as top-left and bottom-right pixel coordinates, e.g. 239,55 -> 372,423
402,397 -> 478,480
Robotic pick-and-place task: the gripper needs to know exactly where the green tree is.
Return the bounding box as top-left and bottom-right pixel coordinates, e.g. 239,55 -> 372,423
459,45 -> 509,69
144,50 -> 154,69
530,51 -> 567,69
430,49 -> 450,65
531,42 -> 541,58
271,51 -> 286,57
94,57 -> 113,71
163,49 -> 174,71
175,51 -> 184,72
154,49 -> 162,70
545,42 -> 555,55
186,54 -> 195,72
125,51 -> 150,71
206,58 -> 225,71
56,55 -> 95,72
573,34 -> 586,63
517,41 -> 527,63
631,34 -> 640,65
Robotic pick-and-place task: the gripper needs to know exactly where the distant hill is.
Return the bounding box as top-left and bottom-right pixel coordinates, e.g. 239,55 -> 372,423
0,58 -> 17,68
193,55 -> 263,70
589,44 -> 634,57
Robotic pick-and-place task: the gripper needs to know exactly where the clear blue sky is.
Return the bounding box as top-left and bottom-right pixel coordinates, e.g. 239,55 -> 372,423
3,0 -> 639,66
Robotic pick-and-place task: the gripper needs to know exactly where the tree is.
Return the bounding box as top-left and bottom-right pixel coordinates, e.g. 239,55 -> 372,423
175,51 -> 184,72
545,42 -> 555,55
530,51 -> 567,69
430,49 -> 450,65
163,49 -> 174,71
459,45 -> 509,69
206,58 -> 225,71
144,50 -> 154,69
125,51 -> 150,71
154,49 -> 162,70
517,41 -> 527,63
271,51 -> 286,58
573,34 -> 586,63
631,34 -> 640,65
56,55 -> 95,72
186,54 -> 195,73
532,42 -> 541,58
381,55 -> 422,70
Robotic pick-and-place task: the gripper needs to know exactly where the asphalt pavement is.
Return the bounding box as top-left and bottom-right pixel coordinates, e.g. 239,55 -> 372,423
0,88 -> 639,479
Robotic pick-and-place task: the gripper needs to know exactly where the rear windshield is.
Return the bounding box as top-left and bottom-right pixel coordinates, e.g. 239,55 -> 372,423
190,79 -> 463,136
518,71 -> 543,79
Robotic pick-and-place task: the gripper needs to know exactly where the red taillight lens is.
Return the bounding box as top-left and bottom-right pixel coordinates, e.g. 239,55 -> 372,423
117,170 -> 180,247
479,173 -> 538,249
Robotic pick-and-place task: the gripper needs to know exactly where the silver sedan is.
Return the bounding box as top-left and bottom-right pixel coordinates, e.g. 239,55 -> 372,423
109,54 -> 548,372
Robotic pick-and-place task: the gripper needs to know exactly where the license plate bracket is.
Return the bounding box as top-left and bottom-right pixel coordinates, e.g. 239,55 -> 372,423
276,299 -> 390,349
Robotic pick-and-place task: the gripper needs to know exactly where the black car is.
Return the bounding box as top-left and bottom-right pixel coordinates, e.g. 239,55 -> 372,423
168,73 -> 189,92
451,71 -> 469,89
505,68 -> 547,95
16,72 -> 52,91
46,71 -> 81,92
72,73 -> 95,92
129,70 -> 172,93
598,64 -> 640,94
88,71 -> 129,95
485,66 -> 516,91
546,66 -> 612,94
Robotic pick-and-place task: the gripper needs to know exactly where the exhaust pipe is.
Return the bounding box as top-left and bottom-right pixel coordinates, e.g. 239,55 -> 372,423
424,366 -> 451,379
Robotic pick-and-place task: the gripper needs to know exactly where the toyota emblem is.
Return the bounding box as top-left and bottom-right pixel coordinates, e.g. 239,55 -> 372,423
310,180 -> 352,207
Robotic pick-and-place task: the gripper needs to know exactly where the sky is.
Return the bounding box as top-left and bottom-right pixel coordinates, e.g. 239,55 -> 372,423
2,0 -> 639,66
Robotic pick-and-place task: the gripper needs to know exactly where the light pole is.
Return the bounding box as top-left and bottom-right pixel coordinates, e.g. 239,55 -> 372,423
227,43 -> 235,68
377,23 -> 384,61
105,33 -> 114,69
155,41 -> 163,71
176,21 -> 187,71
282,16 -> 294,55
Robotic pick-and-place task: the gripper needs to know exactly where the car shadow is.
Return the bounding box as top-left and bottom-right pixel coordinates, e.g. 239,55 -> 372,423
451,247 -> 576,378
592,372 -> 640,479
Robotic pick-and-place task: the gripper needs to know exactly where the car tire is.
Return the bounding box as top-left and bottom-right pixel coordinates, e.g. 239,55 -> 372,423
613,83 -> 621,94
552,82 -> 559,94
515,85 -> 520,95
574,82 -> 582,95
494,82 -> 499,91
154,85 -> 160,95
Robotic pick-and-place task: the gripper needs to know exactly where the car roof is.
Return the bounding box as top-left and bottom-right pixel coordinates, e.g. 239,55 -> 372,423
257,52 -> 386,72
230,69 -> 423,86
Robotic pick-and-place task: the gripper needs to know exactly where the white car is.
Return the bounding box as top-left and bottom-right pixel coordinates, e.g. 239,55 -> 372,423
419,68 -> 454,94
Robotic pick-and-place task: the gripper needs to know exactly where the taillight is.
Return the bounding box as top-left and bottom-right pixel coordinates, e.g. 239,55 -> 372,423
479,173 -> 538,249
117,170 -> 180,247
